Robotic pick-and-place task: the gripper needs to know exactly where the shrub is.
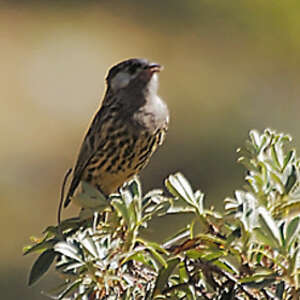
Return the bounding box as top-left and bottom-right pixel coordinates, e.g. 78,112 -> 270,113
24,129 -> 300,299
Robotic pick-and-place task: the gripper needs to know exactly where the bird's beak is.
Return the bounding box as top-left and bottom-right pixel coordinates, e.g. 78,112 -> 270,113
148,63 -> 163,73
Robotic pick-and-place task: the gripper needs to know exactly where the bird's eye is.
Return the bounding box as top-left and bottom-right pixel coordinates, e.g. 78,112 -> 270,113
110,71 -> 131,90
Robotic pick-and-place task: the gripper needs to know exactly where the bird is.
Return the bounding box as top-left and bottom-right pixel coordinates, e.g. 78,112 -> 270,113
62,58 -> 169,212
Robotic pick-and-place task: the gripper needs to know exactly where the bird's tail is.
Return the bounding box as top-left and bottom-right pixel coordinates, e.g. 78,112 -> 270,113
57,168 -> 72,224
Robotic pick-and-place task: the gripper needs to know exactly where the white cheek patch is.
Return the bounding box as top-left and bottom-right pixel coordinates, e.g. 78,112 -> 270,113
111,72 -> 131,90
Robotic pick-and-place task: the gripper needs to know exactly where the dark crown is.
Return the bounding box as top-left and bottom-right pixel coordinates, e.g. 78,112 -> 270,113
106,58 -> 150,82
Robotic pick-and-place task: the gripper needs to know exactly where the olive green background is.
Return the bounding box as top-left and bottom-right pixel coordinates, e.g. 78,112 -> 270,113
2,1 -> 300,298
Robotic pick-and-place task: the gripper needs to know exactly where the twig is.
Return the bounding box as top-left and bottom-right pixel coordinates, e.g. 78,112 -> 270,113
195,259 -> 260,300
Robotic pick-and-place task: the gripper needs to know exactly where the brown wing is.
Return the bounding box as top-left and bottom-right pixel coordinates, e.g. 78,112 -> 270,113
64,108 -> 106,208
158,120 -> 168,146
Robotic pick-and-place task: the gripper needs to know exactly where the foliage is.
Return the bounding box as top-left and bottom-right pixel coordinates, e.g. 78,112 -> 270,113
24,129 -> 300,299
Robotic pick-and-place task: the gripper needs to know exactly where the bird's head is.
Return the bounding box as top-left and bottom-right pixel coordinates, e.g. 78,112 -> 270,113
106,58 -> 162,94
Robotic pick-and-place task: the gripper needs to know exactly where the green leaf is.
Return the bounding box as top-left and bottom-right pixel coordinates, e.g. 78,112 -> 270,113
255,207 -> 281,249
54,241 -> 82,262
269,171 -> 285,194
128,199 -> 138,229
125,251 -> 157,270
137,240 -> 168,268
143,200 -> 172,220
153,257 -> 181,296
178,261 -> 188,283
80,236 -> 99,258
128,177 -> 142,199
239,270 -> 274,283
201,250 -> 225,261
212,260 -> 235,274
186,249 -> 203,260
144,240 -> 168,255
249,129 -> 261,150
120,189 -> 133,207
111,198 -> 130,226
271,144 -> 281,169
23,239 -> 57,256
285,165 -> 297,194
55,217 -> 82,233
241,276 -> 276,289
285,216 -> 300,249
143,189 -> 164,201
28,249 -> 57,286
282,150 -> 295,171
59,262 -> 85,273
274,199 -> 300,219
165,173 -> 195,206
194,190 -> 204,214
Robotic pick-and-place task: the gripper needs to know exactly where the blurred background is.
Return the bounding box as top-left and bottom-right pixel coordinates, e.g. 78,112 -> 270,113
2,0 -> 300,298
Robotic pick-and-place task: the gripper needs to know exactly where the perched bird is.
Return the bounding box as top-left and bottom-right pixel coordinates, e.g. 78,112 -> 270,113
63,58 -> 169,210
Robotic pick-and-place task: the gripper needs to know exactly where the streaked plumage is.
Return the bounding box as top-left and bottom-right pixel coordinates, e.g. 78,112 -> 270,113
64,58 -> 169,208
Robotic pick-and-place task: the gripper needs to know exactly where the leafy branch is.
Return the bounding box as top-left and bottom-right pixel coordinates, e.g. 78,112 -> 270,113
24,129 -> 300,299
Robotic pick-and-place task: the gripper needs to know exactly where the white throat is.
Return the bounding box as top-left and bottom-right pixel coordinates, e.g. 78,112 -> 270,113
148,73 -> 159,95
